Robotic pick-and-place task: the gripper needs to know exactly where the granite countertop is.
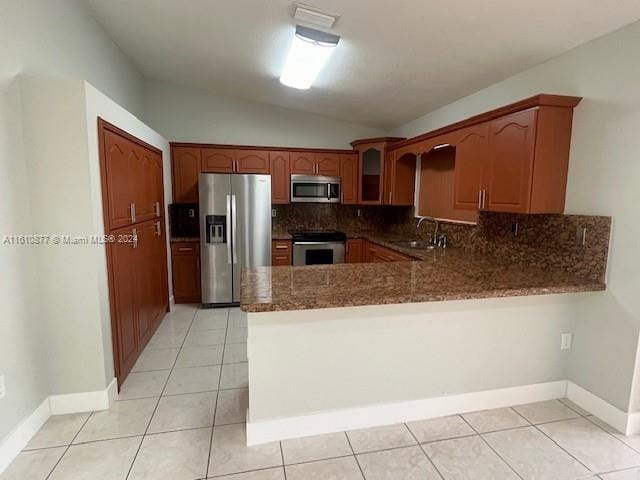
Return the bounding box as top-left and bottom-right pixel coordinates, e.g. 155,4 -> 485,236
241,233 -> 605,312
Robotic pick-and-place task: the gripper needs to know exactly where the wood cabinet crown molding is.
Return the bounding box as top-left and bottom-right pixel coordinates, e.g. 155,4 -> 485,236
350,137 -> 406,149
389,94 -> 582,152
170,141 -> 354,155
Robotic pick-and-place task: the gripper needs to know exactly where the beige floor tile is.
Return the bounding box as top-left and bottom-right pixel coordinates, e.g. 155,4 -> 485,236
48,436 -> 141,480
148,391 -> 216,433
132,348 -> 179,372
285,456 -> 363,480
223,343 -> 248,364
128,428 -> 210,480
462,407 -> 529,433
118,370 -> 169,400
559,398 -> 591,416
407,415 -> 475,443
282,432 -> 352,464
164,365 -> 221,395
208,424 -> 282,476
215,388 -> 248,425
225,327 -> 248,344
25,413 -> 90,450
423,435 -> 519,480
484,426 -> 591,480
184,329 -> 226,347
0,447 -> 65,480
347,424 -> 416,454
155,316 -> 192,333
587,415 -> 640,451
228,308 -> 247,328
220,363 -> 248,390
600,468 -> 640,479
539,417 -> 640,473
209,468 -> 286,480
192,308 -> 228,330
146,331 -> 187,350
74,398 -> 157,443
513,400 -> 580,424
175,345 -> 224,368
357,445 -> 441,480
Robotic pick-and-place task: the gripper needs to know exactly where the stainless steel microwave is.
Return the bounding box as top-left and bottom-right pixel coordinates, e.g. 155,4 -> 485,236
290,175 -> 341,203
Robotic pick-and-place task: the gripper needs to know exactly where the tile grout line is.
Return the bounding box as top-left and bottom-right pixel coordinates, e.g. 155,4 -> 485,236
44,411 -> 94,480
279,441 -> 288,480
206,308 -> 231,479
459,414 -> 526,480
584,415 -> 640,456
343,430 -> 366,480
404,422 -> 446,480
125,306 -> 198,480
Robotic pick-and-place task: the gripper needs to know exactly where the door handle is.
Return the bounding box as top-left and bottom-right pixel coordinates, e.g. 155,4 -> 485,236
130,203 -> 136,223
231,195 -> 238,264
226,195 -> 232,264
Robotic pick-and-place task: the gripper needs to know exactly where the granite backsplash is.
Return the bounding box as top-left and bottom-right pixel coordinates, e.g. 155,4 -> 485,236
272,204 -> 611,282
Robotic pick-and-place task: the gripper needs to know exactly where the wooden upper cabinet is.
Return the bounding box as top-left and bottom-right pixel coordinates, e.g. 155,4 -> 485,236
316,153 -> 341,176
202,148 -> 235,173
236,149 -> 270,174
134,148 -> 163,223
384,151 -> 416,206
358,144 -> 385,204
172,146 -> 201,203
453,124 -> 489,211
269,151 -> 290,204
290,152 -> 316,175
340,153 -> 359,204
485,109 -> 537,213
103,130 -> 135,229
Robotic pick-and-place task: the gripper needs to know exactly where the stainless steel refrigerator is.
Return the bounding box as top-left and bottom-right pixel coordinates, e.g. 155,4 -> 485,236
199,173 -> 271,306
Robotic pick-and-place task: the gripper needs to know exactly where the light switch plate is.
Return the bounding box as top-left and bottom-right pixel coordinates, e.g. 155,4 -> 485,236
0,375 -> 6,399
560,333 -> 573,350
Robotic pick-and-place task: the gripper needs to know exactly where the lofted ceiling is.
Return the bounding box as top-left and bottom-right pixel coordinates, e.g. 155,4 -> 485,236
84,0 -> 640,130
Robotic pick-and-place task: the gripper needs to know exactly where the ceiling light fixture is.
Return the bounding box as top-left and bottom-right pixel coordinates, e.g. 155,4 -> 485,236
280,25 -> 340,90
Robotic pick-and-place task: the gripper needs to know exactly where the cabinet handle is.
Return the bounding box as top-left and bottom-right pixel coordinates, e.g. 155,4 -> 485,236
155,221 -> 161,237
178,247 -> 193,252
274,245 -> 289,250
389,192 -> 392,204
154,202 -> 160,217
478,190 -> 482,209
130,203 -> 136,223
196,257 -> 200,271
132,228 -> 138,248
482,189 -> 487,208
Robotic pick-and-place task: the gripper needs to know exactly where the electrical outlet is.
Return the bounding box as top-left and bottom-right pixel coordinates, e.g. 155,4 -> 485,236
271,209 -> 277,218
560,333 -> 573,350
0,375 -> 6,399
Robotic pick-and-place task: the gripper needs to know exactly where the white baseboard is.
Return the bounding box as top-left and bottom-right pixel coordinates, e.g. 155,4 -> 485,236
247,380 -> 567,446
0,398 -> 50,474
49,377 -> 117,415
0,378 -> 118,475
566,381 -> 630,434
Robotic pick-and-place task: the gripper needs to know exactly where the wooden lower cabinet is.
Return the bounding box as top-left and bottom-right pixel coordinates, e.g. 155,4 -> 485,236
272,240 -> 292,266
364,241 -> 414,263
345,239 -> 364,263
171,242 -> 201,303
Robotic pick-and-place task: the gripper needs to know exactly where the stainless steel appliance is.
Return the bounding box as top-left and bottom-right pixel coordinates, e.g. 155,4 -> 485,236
292,231 -> 346,266
169,203 -> 199,238
199,173 -> 271,306
290,175 -> 340,203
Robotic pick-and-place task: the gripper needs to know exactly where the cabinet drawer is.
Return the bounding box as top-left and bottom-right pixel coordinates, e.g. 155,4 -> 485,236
272,252 -> 292,266
171,242 -> 200,256
272,240 -> 292,252
365,242 -> 413,262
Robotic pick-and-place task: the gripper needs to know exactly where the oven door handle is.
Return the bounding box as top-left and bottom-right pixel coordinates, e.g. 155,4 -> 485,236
293,241 -> 344,246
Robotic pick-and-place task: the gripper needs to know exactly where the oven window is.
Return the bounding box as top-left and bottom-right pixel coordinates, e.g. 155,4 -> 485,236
293,183 -> 327,199
306,249 -> 334,265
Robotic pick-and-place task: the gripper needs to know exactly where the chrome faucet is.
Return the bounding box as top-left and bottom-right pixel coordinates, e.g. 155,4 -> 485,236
416,216 -> 441,246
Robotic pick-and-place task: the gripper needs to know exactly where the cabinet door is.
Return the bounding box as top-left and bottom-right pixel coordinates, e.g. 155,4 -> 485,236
453,124 -> 489,210
109,225 -> 139,379
290,152 -> 316,175
236,149 -> 270,174
172,147 -> 201,203
133,221 -> 157,345
150,220 -> 169,327
171,243 -> 201,303
316,153 -> 341,176
269,151 -> 290,204
202,148 -> 235,173
382,151 -> 394,205
103,130 -> 135,229
340,153 -> 359,204
359,145 -> 384,204
345,239 -> 363,263
134,148 -> 163,224
390,152 -> 417,206
486,109 -> 537,213
272,240 -> 292,266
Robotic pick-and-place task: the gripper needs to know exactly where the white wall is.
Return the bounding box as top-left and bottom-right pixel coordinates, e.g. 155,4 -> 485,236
142,80 -> 385,148
0,0 -> 143,444
392,20 -> 640,412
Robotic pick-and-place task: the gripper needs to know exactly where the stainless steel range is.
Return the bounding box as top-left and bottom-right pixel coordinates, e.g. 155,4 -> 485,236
292,231 -> 347,266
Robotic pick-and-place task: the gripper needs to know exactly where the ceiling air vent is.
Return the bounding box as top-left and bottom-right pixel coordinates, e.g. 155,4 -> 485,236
293,3 -> 338,29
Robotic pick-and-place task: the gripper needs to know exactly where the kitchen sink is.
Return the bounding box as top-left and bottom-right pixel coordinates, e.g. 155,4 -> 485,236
391,240 -> 436,250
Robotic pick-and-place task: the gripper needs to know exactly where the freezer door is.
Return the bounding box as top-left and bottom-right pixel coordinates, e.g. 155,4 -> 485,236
231,175 -> 272,302
199,173 -> 233,305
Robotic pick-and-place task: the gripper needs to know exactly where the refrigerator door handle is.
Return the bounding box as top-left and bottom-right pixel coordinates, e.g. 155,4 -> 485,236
231,194 -> 238,264
226,195 -> 232,264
